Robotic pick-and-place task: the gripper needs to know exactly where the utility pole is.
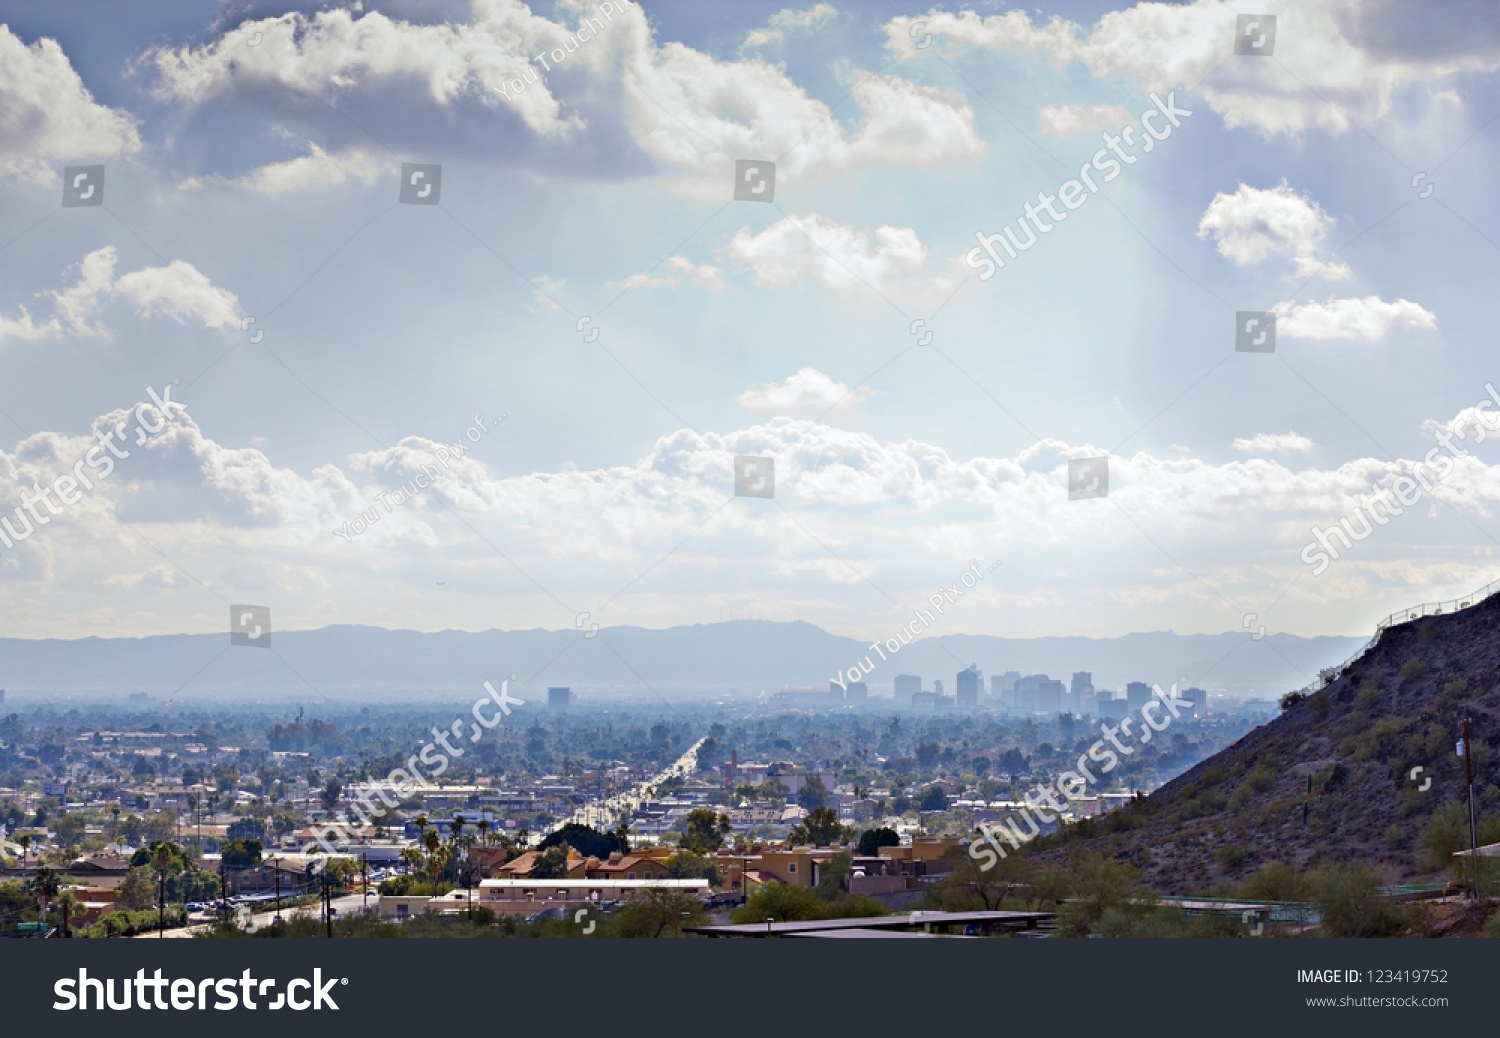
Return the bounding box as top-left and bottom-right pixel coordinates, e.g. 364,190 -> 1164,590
362,853 -> 369,911
273,860 -> 282,922
158,867 -> 166,938
1463,717 -> 1479,898
323,867 -> 333,939
219,863 -> 228,926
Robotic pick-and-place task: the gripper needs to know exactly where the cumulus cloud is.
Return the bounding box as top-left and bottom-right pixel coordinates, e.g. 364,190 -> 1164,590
606,256 -> 724,291
1036,102 -> 1130,136
737,368 -> 871,415
0,26 -> 140,181
114,261 -> 244,330
149,2 -> 585,137
882,0 -> 1500,135
725,212 -> 932,298
1197,181 -> 1350,279
1274,296 -> 1437,340
148,1 -> 983,198
180,142 -> 385,194
1232,432 -> 1316,453
8,396 -> 1500,638
744,4 -> 839,48
0,248 -> 245,343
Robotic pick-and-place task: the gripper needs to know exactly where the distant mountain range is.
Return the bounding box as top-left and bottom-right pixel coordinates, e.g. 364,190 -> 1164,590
0,620 -> 1364,703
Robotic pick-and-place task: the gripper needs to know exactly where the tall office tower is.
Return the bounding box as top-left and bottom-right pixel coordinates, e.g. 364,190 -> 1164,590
956,664 -> 982,708
547,686 -> 573,710
846,681 -> 868,700
1183,687 -> 1208,716
1013,674 -> 1049,713
1070,672 -> 1093,714
1079,686 -> 1099,717
894,674 -> 922,698
1037,679 -> 1065,714
996,671 -> 1021,708
1125,681 -> 1151,712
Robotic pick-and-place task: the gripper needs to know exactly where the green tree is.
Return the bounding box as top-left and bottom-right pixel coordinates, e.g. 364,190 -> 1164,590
220,839 -> 263,868
788,807 -> 848,847
856,827 -> 900,857
798,775 -> 829,811
678,808 -> 732,854
616,888 -> 706,938
530,845 -> 570,879
936,846 -> 1029,911
539,823 -> 627,859
664,851 -> 722,885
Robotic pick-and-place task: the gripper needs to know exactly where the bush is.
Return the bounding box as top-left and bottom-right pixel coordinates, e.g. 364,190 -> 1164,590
1399,659 -> 1428,680
80,906 -> 187,938
1314,865 -> 1404,937
1239,861 -> 1313,902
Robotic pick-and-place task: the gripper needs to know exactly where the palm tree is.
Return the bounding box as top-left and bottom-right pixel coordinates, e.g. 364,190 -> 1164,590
422,828 -> 442,894
449,815 -> 465,846
53,890 -> 81,938
16,832 -> 31,875
476,818 -> 491,848
32,867 -> 59,929
398,846 -> 424,882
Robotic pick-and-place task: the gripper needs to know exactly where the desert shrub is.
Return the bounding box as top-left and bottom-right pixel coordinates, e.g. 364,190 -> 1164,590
1239,861 -> 1314,902
1399,659 -> 1428,680
1314,865 -> 1404,937
1054,856 -> 1152,937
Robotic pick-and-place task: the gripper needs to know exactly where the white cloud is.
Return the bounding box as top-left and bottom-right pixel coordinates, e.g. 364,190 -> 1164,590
725,212 -> 931,298
0,248 -> 244,342
10,398 -> 1500,638
0,26 -> 140,180
1197,181 -> 1349,279
1275,296 -> 1437,340
606,256 -> 724,291
114,261 -> 244,331
882,1 -> 1500,135
744,4 -> 839,48
1036,102 -> 1130,136
180,143 -> 385,194
149,1 -> 984,198
149,3 -> 584,137
1232,432 -> 1316,453
737,368 -> 871,414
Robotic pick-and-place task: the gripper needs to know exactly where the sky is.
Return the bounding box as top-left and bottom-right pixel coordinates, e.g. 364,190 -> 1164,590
2,0 -> 1500,645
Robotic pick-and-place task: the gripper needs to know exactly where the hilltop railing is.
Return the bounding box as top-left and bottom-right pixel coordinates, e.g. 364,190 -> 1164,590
1291,576 -> 1500,698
